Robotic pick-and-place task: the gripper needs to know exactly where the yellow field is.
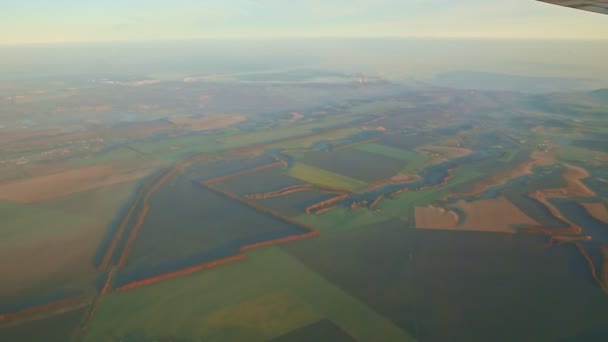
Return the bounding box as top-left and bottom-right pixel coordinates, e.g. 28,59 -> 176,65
288,163 -> 366,191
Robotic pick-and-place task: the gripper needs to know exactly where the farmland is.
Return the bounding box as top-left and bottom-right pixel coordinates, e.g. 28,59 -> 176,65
298,148 -> 407,182
214,166 -> 304,196
356,143 -> 431,174
3,71 -> 608,341
288,163 -> 366,190
84,247 -> 413,342
0,177 -> 138,307
118,176 -> 309,284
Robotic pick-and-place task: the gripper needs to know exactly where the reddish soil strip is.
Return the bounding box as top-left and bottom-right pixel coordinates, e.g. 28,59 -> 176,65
516,163 -> 607,293
315,206 -> 337,215
448,149 -> 556,199
581,202 -> 608,224
97,168 -> 170,271
454,160 -> 537,198
117,205 -> 150,268
602,246 -> 608,289
80,129 -> 364,332
245,184 -> 349,200
369,195 -> 384,209
245,184 -> 315,199
241,231 -> 320,251
360,115 -> 385,126
526,192 -> 582,235
539,164 -> 595,199
388,187 -> 410,197
520,164 -> 595,237
549,235 -> 592,244
0,296 -> 87,324
0,165 -> 149,203
81,269 -> 116,335
114,231 -> 321,293
575,243 -> 608,293
111,183 -> 321,293
117,167 -> 180,268
114,254 -> 247,292
204,182 -> 320,233
202,161 -> 284,185
306,194 -> 349,214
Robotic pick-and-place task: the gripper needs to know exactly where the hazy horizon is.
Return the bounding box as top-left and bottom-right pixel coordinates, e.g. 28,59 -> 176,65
3,0 -> 608,44
2,38 -> 607,91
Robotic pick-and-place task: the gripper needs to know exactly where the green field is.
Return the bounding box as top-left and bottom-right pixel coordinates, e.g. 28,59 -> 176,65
0,307 -> 87,342
292,163 -> 484,234
356,143 -> 430,174
84,247 -> 414,342
288,163 -> 367,191
295,207 -> 393,234
0,180 -> 140,305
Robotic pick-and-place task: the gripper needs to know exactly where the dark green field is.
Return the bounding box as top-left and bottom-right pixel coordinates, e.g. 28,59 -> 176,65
283,221 -> 608,341
299,148 -> 407,182
120,175 -> 308,284
3,67 -> 608,341
0,307 -> 87,342
214,166 -> 304,196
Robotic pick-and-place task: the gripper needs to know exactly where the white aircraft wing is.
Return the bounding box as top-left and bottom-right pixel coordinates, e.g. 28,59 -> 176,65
537,0 -> 608,15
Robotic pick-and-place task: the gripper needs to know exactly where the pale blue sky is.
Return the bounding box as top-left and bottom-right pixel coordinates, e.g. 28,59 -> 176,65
2,0 -> 608,44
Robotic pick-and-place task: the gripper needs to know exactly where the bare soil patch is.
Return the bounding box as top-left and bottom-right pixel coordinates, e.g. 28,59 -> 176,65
581,202 -> 608,224
540,164 -> 595,198
416,197 -> 538,233
415,206 -> 459,229
0,165 -> 149,203
0,227 -> 98,299
390,173 -> 415,183
454,197 -> 538,233
451,148 -> 557,199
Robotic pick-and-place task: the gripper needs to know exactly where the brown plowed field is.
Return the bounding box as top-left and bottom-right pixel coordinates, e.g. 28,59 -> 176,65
415,197 -> 538,233
415,206 -> 459,229
0,165 -> 150,203
581,202 -> 608,224
450,148 -> 557,199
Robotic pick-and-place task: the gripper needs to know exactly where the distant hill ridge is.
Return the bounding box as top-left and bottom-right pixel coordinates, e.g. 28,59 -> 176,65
590,88 -> 608,101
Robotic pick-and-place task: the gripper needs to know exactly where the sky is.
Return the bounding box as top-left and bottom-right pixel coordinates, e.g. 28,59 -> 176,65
2,0 -> 608,44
